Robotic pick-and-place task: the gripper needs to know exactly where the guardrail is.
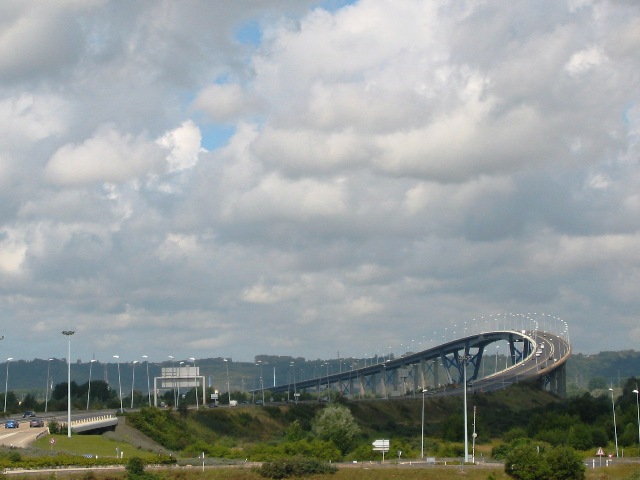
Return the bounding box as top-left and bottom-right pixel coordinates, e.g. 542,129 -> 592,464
59,415 -> 119,433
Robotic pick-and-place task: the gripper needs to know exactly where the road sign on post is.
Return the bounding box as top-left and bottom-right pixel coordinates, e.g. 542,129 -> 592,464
372,439 -> 390,462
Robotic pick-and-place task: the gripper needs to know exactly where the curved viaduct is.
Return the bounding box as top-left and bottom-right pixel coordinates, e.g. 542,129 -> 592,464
258,315 -> 571,400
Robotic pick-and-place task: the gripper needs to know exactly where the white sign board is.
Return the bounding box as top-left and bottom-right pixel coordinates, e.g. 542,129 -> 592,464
372,439 -> 389,452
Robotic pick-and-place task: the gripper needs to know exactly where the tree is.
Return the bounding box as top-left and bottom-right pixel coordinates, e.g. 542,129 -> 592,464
286,419 -> 305,442
311,405 -> 361,454
566,424 -> 593,450
545,446 -> 585,480
587,376 -> 607,390
20,393 -> 39,410
505,443 -> 549,480
505,444 -> 585,480
51,381 -> 79,400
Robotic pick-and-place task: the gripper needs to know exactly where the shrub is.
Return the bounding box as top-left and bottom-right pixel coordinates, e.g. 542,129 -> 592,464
126,456 -> 145,476
256,456 -> 337,479
48,419 -> 60,434
504,444 -> 585,480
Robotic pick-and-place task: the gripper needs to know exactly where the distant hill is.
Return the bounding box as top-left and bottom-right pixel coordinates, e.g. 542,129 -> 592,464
565,349 -> 640,393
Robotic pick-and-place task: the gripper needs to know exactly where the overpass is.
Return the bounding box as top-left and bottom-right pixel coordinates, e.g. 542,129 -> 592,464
253,313 -> 571,400
59,414 -> 119,434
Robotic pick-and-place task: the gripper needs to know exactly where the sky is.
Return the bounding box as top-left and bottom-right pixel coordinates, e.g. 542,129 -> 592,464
1,0 -> 639,364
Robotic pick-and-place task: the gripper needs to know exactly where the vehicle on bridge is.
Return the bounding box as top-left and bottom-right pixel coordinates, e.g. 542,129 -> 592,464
4,419 -> 19,429
29,418 -> 44,428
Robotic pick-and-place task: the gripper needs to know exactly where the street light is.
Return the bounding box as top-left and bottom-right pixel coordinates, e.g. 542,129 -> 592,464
609,388 -> 619,457
421,389 -> 428,460
256,361 -> 265,405
325,363 -> 330,403
131,360 -> 139,409
113,355 -> 123,413
45,358 -> 53,413
3,357 -> 13,413
178,361 -> 184,406
168,355 -> 176,406
142,355 -> 151,406
62,330 -> 75,437
462,355 -> 472,464
291,361 -> 297,404
87,359 -> 97,410
224,359 -> 230,406
632,387 -> 640,458
190,357 -> 199,409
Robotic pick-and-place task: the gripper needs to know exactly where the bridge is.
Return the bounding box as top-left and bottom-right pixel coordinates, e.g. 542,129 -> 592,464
59,414 -> 119,434
253,313 -> 571,400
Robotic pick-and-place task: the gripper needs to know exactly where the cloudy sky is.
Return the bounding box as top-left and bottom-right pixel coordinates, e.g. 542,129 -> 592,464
1,0 -> 639,364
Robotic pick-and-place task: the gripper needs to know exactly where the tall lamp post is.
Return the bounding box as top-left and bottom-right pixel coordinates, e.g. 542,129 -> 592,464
142,355 -> 151,406
113,355 -> 123,413
421,389 -> 428,460
62,331 -> 75,438
178,361 -> 184,406
168,355 -> 176,406
131,360 -> 138,409
224,359 -> 230,406
609,388 -> 619,457
257,361 -> 265,405
190,357 -> 199,409
462,355 -> 472,464
632,387 -> 640,458
87,359 -> 97,410
291,361 -> 297,403
3,357 -> 13,413
45,358 -> 53,413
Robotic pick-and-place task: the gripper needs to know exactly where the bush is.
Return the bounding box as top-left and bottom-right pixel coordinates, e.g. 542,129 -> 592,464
505,444 -> 585,480
256,456 -> 337,479
48,419 -> 60,434
126,456 -> 146,476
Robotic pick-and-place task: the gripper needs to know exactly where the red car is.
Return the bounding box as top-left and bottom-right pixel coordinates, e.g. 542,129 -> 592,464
29,418 -> 44,428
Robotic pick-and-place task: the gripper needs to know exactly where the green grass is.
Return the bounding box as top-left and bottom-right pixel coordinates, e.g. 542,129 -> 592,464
31,433 -> 160,460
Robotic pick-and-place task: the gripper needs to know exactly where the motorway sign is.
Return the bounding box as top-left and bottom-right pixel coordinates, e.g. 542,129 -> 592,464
372,439 -> 389,452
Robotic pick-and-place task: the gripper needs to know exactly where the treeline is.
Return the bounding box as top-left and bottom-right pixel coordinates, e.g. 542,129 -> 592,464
0,379 -> 125,414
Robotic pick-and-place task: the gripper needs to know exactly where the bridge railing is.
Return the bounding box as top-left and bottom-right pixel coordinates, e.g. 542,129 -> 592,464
59,414 -> 118,430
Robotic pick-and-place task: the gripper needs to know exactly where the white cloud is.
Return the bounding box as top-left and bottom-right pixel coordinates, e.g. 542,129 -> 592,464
0,94 -> 67,145
1,0 -> 640,362
0,227 -> 27,274
565,46 -> 606,76
157,120 -> 205,172
45,125 -> 165,186
222,173 -> 348,222
193,83 -> 258,123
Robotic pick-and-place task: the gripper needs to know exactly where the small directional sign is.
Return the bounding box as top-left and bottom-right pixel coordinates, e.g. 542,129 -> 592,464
372,439 -> 389,452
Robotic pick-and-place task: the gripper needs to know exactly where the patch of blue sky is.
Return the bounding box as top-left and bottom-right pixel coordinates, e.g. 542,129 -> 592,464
316,0 -> 358,12
200,124 -> 236,151
233,1 -> 357,46
235,20 -> 262,47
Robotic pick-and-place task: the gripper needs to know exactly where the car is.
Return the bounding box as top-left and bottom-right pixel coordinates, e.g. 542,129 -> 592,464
4,420 -> 19,429
22,411 -> 35,418
29,418 -> 44,428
